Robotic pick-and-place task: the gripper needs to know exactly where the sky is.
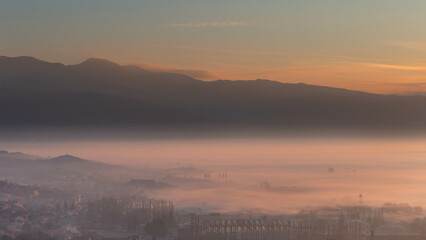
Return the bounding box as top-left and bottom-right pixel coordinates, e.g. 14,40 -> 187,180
1,0 -> 426,95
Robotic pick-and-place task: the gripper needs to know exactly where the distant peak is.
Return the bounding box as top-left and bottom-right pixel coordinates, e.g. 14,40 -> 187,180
49,154 -> 87,162
82,57 -> 115,63
77,58 -> 121,69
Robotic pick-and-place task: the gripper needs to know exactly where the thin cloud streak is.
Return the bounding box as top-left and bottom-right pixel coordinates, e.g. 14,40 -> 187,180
163,21 -> 248,28
365,63 -> 426,70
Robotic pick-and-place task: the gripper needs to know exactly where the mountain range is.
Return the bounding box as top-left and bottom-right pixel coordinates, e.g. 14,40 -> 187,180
1,56 -> 426,131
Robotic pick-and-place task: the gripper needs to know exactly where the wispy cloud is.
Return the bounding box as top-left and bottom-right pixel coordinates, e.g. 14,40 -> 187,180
365,63 -> 426,70
390,41 -> 426,52
163,21 -> 248,28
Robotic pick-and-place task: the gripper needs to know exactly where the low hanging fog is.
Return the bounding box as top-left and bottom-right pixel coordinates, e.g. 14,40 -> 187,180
2,135 -> 425,214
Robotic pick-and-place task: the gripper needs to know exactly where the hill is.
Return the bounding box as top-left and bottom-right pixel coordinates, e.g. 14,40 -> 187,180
0,151 -> 120,184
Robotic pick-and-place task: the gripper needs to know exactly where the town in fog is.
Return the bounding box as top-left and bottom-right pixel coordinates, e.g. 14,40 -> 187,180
1,143 -> 425,240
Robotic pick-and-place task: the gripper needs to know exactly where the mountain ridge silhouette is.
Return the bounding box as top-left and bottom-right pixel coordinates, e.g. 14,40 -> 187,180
1,56 -> 425,131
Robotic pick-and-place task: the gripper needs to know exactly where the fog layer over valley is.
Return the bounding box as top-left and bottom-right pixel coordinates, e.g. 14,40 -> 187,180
2,137 -> 425,214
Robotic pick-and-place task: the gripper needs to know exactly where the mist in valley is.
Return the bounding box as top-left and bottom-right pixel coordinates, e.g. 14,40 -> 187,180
2,135 -> 425,214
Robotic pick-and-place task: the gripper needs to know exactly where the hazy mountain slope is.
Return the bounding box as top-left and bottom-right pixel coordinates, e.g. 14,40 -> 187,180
0,150 -> 115,168
0,151 -> 120,184
1,56 -> 425,130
